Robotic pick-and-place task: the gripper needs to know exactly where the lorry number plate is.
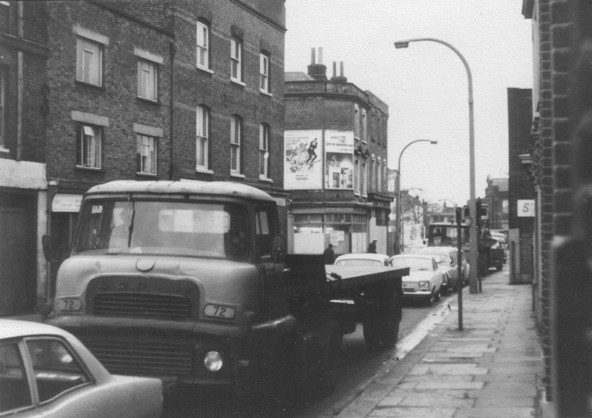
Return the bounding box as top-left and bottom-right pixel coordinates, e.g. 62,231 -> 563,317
58,298 -> 82,311
204,304 -> 235,319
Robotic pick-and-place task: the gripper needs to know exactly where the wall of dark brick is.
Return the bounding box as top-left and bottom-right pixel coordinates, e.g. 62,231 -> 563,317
44,1 -> 172,190
170,0 -> 286,196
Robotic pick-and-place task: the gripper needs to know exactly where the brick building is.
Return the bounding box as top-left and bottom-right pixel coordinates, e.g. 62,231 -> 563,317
506,88 -> 534,286
0,0 -> 286,315
284,49 -> 392,256
483,176 -> 508,231
523,0 -> 592,415
0,1 -> 49,315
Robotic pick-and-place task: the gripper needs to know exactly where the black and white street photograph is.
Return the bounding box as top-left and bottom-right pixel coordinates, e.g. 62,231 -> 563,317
0,0 -> 590,417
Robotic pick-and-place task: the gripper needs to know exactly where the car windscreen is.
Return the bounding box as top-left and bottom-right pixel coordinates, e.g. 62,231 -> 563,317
73,199 -> 250,260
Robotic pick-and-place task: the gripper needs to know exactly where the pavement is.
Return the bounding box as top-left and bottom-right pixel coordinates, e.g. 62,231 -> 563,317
329,268 -> 549,418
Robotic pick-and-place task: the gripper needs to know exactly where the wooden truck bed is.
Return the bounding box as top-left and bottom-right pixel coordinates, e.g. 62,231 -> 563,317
286,254 -> 408,297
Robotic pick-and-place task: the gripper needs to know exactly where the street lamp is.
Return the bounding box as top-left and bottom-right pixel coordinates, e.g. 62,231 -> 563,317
395,38 -> 478,294
395,139 -> 437,254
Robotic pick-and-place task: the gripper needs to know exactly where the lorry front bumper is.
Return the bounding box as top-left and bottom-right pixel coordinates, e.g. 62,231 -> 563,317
46,314 -> 296,389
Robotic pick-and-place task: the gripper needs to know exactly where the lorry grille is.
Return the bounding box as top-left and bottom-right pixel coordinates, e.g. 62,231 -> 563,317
93,293 -> 192,319
84,339 -> 193,376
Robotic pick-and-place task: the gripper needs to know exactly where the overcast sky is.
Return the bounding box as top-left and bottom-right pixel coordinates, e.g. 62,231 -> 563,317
284,0 -> 533,205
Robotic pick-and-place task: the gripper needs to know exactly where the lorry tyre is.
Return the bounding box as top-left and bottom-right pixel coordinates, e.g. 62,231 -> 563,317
308,312 -> 342,396
363,284 -> 400,349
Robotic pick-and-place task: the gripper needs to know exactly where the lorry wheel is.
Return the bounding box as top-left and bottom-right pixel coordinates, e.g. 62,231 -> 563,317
309,314 -> 342,396
363,284 -> 400,349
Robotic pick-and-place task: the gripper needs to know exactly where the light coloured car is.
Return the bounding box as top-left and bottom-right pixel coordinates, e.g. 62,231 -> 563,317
0,319 -> 162,418
414,246 -> 469,292
390,254 -> 444,305
334,253 -> 391,267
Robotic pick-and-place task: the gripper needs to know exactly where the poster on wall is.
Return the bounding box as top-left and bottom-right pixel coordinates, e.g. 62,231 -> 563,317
284,130 -> 323,190
324,130 -> 354,189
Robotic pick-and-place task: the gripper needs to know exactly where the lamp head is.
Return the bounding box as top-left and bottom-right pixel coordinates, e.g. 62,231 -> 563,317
394,41 -> 410,49
430,140 -> 438,144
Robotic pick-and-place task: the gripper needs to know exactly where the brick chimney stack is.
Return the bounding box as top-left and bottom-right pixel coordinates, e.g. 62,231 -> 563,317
307,47 -> 327,80
331,61 -> 347,82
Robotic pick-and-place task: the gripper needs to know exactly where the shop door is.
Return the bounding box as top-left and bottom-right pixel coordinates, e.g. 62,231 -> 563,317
0,202 -> 36,315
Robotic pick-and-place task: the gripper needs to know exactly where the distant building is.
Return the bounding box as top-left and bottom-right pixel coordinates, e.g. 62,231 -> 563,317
507,87 -> 534,285
284,49 -> 392,255
484,176 -> 508,230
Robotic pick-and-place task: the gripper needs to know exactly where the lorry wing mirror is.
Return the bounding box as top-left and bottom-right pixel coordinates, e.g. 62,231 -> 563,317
271,234 -> 286,264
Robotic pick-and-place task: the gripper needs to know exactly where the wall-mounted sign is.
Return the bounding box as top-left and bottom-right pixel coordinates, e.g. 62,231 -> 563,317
284,130 -> 323,190
517,199 -> 535,217
324,130 -> 354,190
52,194 -> 82,213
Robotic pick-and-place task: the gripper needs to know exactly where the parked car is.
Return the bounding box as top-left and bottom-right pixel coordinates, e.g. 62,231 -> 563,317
390,254 -> 444,305
334,253 -> 391,267
0,319 -> 162,418
414,246 -> 469,292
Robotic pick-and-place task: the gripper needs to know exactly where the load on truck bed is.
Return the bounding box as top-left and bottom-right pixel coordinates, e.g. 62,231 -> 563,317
45,180 -> 408,398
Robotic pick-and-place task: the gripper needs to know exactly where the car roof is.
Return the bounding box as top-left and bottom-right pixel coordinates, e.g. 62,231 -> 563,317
0,319 -> 72,339
416,246 -> 456,254
391,254 -> 434,260
335,253 -> 389,261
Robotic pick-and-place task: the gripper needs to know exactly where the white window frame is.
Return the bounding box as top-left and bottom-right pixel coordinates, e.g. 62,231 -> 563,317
196,106 -> 209,170
362,160 -> 368,197
354,158 -> 360,195
137,59 -> 158,102
0,68 -> 5,151
76,37 -> 103,86
76,124 -> 102,169
370,157 -> 376,192
354,104 -> 360,140
230,37 -> 242,83
136,134 -> 157,175
230,115 -> 242,174
361,109 -> 367,143
259,53 -> 270,93
196,21 -> 210,70
377,158 -> 383,192
259,123 -> 270,179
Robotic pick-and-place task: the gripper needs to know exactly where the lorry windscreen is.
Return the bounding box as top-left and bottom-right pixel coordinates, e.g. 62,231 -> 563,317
73,199 -> 250,260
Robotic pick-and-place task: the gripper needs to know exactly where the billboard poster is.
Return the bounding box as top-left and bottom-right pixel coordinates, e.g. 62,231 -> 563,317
284,130 -> 323,189
324,130 -> 354,189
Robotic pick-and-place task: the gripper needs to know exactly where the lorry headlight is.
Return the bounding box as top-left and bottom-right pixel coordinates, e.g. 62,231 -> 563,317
203,351 -> 223,372
418,281 -> 430,289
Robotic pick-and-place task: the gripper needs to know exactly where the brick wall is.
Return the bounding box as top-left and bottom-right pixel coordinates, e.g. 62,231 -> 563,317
44,1 -> 172,188
171,0 -> 286,195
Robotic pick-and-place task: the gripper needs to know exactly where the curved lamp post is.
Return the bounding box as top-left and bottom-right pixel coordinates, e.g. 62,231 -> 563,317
395,139 -> 437,254
395,38 -> 478,294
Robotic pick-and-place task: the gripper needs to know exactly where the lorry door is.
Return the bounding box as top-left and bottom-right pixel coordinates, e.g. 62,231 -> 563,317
255,205 -> 287,319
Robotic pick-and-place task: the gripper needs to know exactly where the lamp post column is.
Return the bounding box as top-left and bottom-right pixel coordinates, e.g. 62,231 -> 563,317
395,139 -> 437,254
395,38 -> 478,293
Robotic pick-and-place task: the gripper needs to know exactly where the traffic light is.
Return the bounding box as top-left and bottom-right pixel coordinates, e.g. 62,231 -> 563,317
476,198 -> 487,226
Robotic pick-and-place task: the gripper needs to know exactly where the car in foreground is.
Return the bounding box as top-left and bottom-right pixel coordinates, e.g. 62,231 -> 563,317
390,254 -> 444,305
0,319 -> 162,418
414,246 -> 469,292
334,252 -> 391,267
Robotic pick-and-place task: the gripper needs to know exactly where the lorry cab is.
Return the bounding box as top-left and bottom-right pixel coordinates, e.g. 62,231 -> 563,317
46,180 -> 291,390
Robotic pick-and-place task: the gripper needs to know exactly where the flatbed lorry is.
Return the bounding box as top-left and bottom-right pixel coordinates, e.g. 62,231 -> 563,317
45,180 -> 407,397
